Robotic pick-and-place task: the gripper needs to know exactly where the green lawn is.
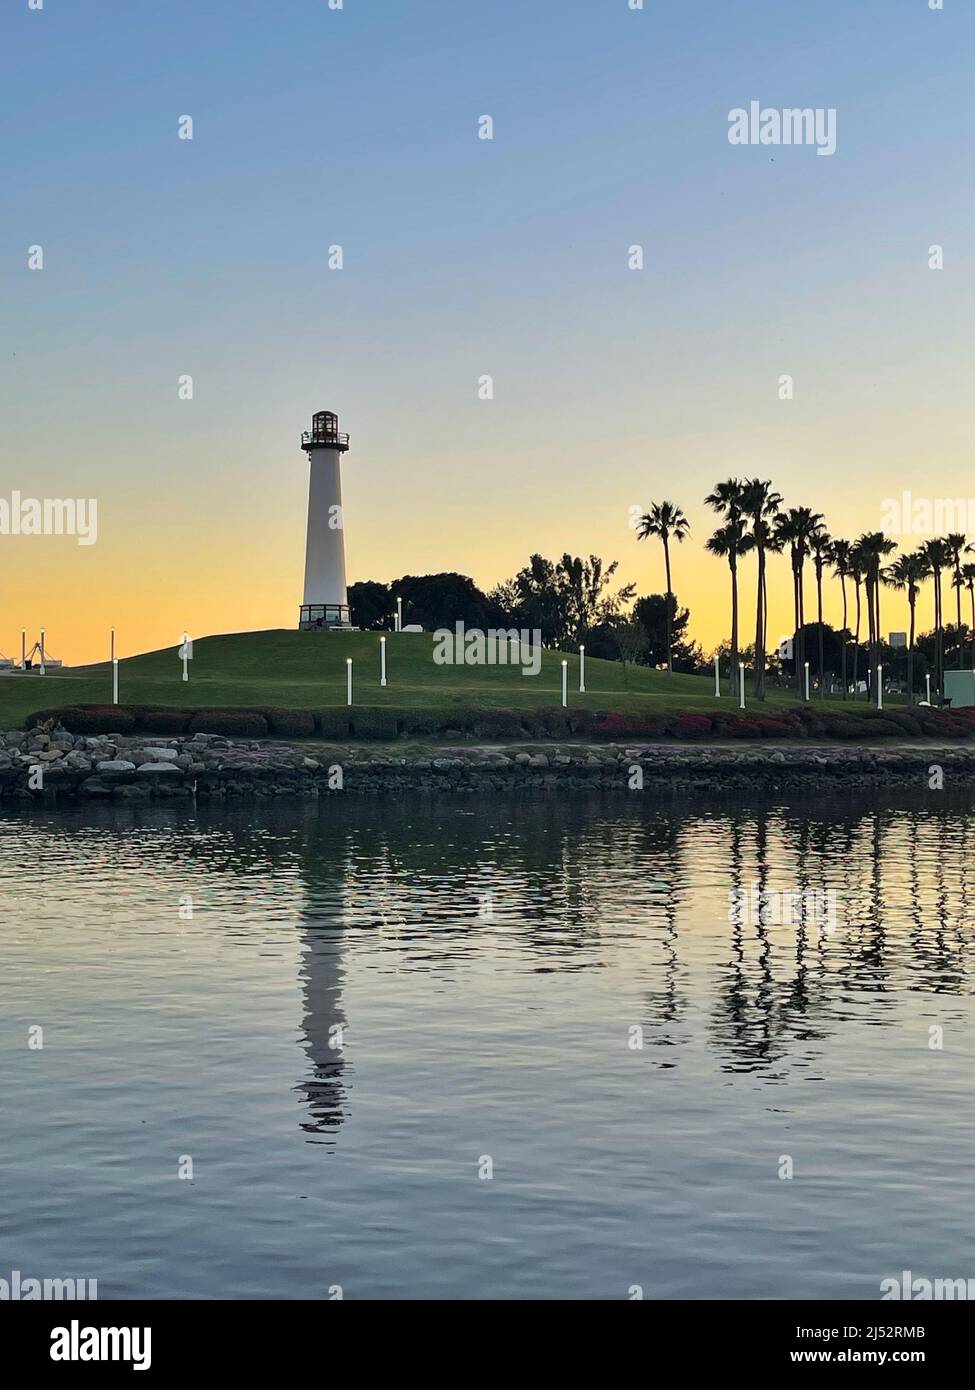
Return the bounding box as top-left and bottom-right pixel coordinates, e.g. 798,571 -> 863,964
0,627 -> 816,726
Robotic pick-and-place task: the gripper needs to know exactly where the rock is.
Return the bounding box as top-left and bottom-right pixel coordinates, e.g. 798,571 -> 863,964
78,778 -> 114,798
96,759 -> 137,773
302,757 -> 321,770
114,783 -> 152,800
528,754 -> 549,768
63,752 -> 92,771
141,747 -> 179,761
136,762 -> 183,775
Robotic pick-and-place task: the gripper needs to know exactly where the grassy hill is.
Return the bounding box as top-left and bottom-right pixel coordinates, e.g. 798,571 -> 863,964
0,627 -> 808,727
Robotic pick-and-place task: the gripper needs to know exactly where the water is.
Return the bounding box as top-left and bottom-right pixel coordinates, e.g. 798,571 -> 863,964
2,792 -> 974,1300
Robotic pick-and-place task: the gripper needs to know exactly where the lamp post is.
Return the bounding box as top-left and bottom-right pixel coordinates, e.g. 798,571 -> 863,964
579,644 -> 586,693
111,627 -> 115,663
877,664 -> 883,711
926,673 -> 932,704
112,658 -> 119,706
380,636 -> 387,687
346,657 -> 353,706
396,596 -> 403,633
180,633 -> 190,683
39,628 -> 45,676
561,659 -> 568,708
714,653 -> 720,697
739,663 -> 745,710
804,661 -> 810,702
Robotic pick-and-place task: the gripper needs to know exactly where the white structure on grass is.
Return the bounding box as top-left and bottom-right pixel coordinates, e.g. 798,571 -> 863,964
299,409 -> 353,630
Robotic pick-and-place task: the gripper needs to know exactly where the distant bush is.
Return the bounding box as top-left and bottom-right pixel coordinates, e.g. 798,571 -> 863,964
315,709 -> 353,739
140,708 -> 192,735
674,713 -> 713,739
188,709 -> 268,737
522,708 -> 572,739
29,705 -> 139,735
351,709 -> 400,740
472,711 -> 524,740
266,708 -> 316,738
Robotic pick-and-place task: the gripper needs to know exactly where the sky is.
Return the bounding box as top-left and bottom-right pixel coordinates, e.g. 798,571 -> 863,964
2,0 -> 973,664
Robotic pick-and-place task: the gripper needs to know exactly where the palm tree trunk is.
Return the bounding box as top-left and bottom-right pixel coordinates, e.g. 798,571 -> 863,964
816,566 -> 825,696
663,536 -> 673,673
852,580 -> 861,696
970,585 -> 975,672
935,573 -> 943,694
730,557 -> 739,697
791,565 -> 801,693
840,573 -> 848,699
875,581 -> 883,704
908,592 -> 916,703
754,544 -> 766,700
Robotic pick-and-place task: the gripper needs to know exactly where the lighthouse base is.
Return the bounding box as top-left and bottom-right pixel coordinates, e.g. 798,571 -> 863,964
299,603 -> 354,631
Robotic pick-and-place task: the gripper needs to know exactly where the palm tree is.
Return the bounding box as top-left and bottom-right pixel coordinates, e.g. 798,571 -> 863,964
706,519 -> 753,697
830,539 -> 853,698
849,540 -> 868,697
705,479 -> 749,696
636,501 -> 690,672
945,532 -> 968,667
921,538 -> 950,695
774,507 -> 824,694
858,532 -> 897,701
883,551 -> 929,701
739,480 -> 782,700
809,527 -> 832,695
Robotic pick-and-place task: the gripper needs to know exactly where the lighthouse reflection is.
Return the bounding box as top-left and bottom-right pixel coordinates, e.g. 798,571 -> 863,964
292,814 -> 350,1142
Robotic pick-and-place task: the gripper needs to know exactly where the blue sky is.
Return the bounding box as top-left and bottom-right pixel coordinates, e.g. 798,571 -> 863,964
2,0 -> 972,658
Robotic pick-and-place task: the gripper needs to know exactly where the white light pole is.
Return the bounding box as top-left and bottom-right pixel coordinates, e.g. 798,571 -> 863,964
346,657 -> 353,706
579,644 -> 586,693
714,653 -> 720,697
561,659 -> 568,708
877,664 -> 883,711
112,658 -> 119,706
39,628 -> 45,676
396,596 -> 403,633
804,661 -> 810,702
20,628 -> 26,669
380,636 -> 387,687
926,673 -> 931,704
111,627 -> 115,663
181,632 -> 190,683
739,662 -> 746,710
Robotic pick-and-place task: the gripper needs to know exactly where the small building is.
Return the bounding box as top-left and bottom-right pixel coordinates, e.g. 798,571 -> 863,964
944,670 -> 975,708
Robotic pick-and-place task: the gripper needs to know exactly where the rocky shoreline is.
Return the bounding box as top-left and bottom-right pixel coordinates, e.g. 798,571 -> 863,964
1,728 -> 973,801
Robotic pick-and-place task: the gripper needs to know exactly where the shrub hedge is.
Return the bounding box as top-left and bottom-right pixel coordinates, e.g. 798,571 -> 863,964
21,701 -> 975,742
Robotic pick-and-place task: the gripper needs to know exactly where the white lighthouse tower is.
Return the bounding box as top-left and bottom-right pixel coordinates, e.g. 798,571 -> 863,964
299,409 -> 353,630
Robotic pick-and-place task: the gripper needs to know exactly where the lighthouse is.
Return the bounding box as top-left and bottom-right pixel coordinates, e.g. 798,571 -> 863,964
299,409 -> 352,630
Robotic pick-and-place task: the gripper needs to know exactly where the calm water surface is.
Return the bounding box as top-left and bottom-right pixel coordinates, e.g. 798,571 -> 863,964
2,792 -> 974,1300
